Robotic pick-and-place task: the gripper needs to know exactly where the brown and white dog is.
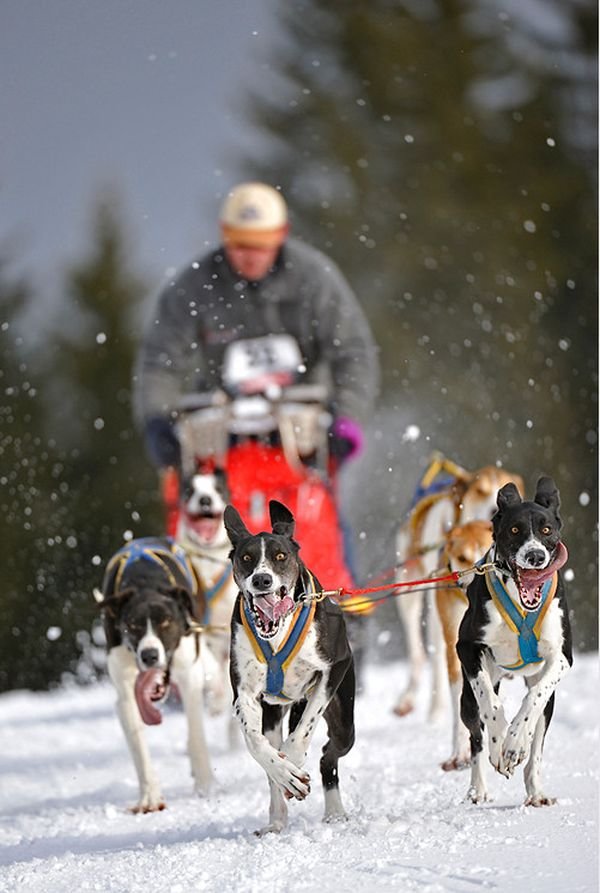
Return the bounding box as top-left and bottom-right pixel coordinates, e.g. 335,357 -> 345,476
176,468 -> 238,737
436,520 -> 493,770
394,462 -> 524,721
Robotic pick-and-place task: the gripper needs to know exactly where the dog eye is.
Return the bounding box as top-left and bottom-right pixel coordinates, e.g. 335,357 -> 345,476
159,619 -> 172,629
275,552 -> 287,561
242,554 -> 252,563
541,525 -> 552,535
511,526 -> 519,534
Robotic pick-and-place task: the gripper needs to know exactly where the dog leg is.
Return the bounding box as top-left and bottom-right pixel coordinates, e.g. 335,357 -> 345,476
320,665 -> 355,823
107,646 -> 165,813
460,671 -> 490,803
438,592 -> 469,770
502,655 -> 569,776
524,694 -> 556,807
425,591 -> 448,723
393,590 -> 426,716
279,675 -> 332,771
458,642 -> 508,777
256,704 -> 288,835
172,643 -> 214,795
234,693 -> 310,801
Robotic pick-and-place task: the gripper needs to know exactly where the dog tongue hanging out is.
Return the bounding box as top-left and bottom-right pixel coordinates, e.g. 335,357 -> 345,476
456,476 -> 572,807
224,500 -> 356,835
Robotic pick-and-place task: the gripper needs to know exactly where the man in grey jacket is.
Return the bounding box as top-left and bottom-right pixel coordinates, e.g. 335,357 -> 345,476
134,182 -> 379,470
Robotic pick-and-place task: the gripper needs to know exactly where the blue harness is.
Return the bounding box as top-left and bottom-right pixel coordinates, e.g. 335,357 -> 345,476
485,569 -> 558,671
105,536 -> 197,595
202,565 -> 233,623
241,575 -> 317,702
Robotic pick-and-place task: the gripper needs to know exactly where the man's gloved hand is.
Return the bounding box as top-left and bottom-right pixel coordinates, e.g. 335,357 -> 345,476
143,416 -> 181,469
328,416 -> 365,463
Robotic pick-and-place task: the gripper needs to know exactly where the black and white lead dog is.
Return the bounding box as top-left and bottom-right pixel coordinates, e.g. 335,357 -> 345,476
457,476 -> 572,806
97,537 -> 213,813
224,500 -> 355,835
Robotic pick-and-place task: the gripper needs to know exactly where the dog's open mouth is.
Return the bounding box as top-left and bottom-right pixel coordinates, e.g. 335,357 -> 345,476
249,587 -> 295,638
185,511 -> 222,545
134,669 -> 170,725
514,542 -> 568,612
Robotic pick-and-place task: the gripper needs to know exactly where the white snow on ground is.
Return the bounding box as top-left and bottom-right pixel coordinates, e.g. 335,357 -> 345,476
0,655 -> 597,893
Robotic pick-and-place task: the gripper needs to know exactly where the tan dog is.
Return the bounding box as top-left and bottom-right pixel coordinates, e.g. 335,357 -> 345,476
436,520 -> 493,770
394,461 -> 524,721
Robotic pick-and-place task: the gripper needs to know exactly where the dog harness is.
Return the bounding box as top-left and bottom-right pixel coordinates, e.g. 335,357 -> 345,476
202,565 -> 234,623
485,569 -> 558,671
104,537 -> 198,596
241,572 -> 318,703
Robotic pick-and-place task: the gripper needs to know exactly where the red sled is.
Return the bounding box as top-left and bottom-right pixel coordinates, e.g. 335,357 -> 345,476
163,442 -> 353,592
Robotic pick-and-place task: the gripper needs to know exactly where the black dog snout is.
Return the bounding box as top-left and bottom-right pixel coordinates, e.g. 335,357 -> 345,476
140,647 -> 160,667
199,495 -> 212,508
252,573 -> 273,592
525,549 -> 546,568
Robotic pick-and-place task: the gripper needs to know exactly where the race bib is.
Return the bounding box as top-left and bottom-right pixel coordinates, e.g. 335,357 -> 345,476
222,335 -> 303,394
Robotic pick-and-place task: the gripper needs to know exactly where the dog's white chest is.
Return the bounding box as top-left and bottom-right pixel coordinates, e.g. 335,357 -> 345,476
483,595 -> 564,676
234,622 -> 327,703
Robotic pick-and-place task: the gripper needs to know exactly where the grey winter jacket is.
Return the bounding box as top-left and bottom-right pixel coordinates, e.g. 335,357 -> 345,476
133,237 -> 379,426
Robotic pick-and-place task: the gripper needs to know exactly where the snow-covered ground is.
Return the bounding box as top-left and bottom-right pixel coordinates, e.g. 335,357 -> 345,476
0,655 -> 597,893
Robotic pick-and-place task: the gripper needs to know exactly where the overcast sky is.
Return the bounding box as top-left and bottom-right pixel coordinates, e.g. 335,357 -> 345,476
1,0 -> 277,296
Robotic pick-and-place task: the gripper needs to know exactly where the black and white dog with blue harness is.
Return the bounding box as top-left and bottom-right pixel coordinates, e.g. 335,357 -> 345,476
224,500 -> 355,835
97,536 -> 213,813
457,476 -> 572,807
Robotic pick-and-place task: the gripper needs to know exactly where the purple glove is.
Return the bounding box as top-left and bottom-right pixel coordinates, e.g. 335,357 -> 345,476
329,416 -> 365,462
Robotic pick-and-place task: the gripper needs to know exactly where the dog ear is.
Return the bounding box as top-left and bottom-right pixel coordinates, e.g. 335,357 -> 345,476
224,504 -> 251,546
269,500 -> 295,538
100,587 -> 136,618
533,476 -> 561,520
495,482 -> 522,513
170,587 -> 198,622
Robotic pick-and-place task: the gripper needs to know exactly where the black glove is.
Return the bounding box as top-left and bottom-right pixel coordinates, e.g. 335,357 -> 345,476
143,416 -> 181,469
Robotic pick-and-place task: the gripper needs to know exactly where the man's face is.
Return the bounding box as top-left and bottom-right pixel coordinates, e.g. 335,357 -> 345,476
224,243 -> 281,282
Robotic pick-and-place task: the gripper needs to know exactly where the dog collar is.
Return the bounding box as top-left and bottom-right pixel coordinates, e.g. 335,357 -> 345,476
105,537 -> 198,596
485,568 -> 558,670
241,572 -> 318,702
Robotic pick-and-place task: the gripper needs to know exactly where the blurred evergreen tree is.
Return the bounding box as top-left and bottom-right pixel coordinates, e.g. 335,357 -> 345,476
0,196 -> 161,690
0,261 -> 73,689
44,193 -> 162,683
241,0 -> 597,646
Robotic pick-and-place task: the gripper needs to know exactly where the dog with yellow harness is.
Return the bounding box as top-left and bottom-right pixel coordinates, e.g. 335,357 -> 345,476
224,500 -> 355,835
394,454 -> 524,721
457,476 -> 571,806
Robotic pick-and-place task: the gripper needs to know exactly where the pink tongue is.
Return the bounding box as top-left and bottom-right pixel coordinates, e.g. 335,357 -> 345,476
135,669 -> 168,725
519,542 -> 569,600
191,517 -> 220,543
256,593 -> 295,623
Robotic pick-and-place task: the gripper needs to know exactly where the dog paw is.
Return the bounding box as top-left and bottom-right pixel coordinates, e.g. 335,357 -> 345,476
502,723 -> 531,775
128,799 -> 167,814
392,697 -> 414,718
266,752 -> 310,801
525,793 -> 556,808
254,820 -> 286,836
441,753 -> 471,772
466,785 -> 491,805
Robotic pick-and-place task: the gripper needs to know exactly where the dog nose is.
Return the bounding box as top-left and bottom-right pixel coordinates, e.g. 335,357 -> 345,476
199,495 -> 212,508
525,549 -> 546,568
252,573 -> 273,591
140,647 -> 160,667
